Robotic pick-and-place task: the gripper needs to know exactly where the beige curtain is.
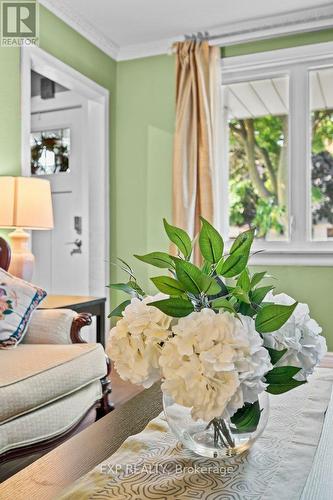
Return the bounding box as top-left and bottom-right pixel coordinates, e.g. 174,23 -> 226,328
172,41 -> 221,263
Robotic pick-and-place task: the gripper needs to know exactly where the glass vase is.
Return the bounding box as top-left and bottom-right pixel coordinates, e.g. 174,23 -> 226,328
163,391 -> 269,459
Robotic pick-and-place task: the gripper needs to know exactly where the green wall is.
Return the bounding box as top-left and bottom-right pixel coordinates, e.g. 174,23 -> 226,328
222,28 -> 333,57
0,7 -> 332,347
114,56 -> 175,288
0,49 -> 20,176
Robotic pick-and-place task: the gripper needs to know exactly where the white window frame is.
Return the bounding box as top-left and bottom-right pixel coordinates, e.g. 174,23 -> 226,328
220,41 -> 333,266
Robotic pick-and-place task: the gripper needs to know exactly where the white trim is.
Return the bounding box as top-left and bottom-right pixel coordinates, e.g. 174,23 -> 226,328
20,46 -> 110,323
117,37 -> 179,62
105,6 -> 333,61
220,42 -> 333,265
221,41 -> 333,74
39,1 -> 333,62
210,4 -> 333,48
39,0 -> 119,60
249,250 -> 333,266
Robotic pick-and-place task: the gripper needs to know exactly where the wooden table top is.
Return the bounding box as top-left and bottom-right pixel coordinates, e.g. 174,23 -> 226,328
39,295 -> 106,309
1,354 -> 332,500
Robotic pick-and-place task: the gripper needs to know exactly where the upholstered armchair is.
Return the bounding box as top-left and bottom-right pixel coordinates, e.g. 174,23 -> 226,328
0,237 -> 111,475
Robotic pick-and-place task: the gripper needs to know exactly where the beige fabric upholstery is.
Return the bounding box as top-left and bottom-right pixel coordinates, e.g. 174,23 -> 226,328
0,381 -> 102,455
23,309 -> 77,344
0,344 -> 106,424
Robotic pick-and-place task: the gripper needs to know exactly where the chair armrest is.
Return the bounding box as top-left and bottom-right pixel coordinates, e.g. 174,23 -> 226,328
23,309 -> 92,345
70,313 -> 92,343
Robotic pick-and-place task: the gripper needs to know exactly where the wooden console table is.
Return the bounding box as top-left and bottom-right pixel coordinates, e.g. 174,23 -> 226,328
2,354 -> 333,500
39,295 -> 107,346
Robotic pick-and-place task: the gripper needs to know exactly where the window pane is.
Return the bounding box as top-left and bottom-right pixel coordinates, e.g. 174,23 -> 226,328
223,76 -> 289,241
310,68 -> 333,241
31,128 -> 70,175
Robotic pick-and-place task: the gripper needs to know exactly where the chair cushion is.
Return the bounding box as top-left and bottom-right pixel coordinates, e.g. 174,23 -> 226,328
0,380 -> 102,455
0,268 -> 46,348
0,343 -> 106,424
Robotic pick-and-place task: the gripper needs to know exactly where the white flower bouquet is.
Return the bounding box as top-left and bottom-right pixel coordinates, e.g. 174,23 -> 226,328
107,218 -> 326,455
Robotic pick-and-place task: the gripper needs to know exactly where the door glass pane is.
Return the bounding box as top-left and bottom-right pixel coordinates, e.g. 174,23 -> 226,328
223,76 -> 289,241
310,68 -> 333,241
31,128 -> 70,175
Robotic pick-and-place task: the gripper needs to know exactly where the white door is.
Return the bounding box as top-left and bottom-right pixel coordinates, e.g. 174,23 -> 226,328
31,107 -> 89,295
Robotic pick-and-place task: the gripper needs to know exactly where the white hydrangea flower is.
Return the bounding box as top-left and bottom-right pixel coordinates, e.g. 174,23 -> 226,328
263,292 -> 327,380
107,294 -> 172,388
159,309 -> 272,422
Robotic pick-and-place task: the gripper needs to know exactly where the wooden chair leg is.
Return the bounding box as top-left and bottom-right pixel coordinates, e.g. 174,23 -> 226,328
96,356 -> 114,419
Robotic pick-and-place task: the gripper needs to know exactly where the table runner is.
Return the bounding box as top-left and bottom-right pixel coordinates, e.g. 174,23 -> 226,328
60,368 -> 333,500
301,384 -> 333,500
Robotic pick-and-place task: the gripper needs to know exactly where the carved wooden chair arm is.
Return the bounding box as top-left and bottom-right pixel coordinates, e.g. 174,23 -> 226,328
70,312 -> 92,343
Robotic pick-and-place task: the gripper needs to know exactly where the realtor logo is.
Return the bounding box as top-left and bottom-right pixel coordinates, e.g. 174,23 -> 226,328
1,0 -> 39,46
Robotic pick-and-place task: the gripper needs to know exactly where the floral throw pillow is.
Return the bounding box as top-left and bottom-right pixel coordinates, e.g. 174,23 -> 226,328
0,268 -> 46,349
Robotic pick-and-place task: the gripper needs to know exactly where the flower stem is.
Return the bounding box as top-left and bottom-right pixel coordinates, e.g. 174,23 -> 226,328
210,417 -> 235,449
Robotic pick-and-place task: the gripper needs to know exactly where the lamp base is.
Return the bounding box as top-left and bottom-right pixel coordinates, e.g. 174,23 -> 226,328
8,228 -> 34,282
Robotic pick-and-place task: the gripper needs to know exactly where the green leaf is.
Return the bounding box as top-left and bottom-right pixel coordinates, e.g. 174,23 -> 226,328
219,253 -> 248,278
236,269 -> 251,292
2,309 -> 13,315
163,219 -> 192,259
208,276 -> 229,298
231,401 -> 261,432
266,380 -> 306,395
211,298 -> 236,314
116,257 -> 133,273
108,300 -> 131,318
230,228 -> 255,254
175,260 -> 221,295
108,281 -> 144,297
128,281 -> 145,297
203,277 -> 222,296
265,366 -> 306,394
111,258 -> 136,280
214,257 -> 224,275
198,216 -> 224,264
220,229 -> 255,278
148,298 -> 194,317
108,282 -> 132,293
255,302 -> 298,334
238,302 -> 256,317
175,260 -> 201,294
134,252 -> 174,269
266,347 -> 287,365
151,276 -> 185,296
201,260 -> 212,275
265,366 -> 301,384
233,286 -> 251,304
251,285 -> 274,305
250,271 -> 266,288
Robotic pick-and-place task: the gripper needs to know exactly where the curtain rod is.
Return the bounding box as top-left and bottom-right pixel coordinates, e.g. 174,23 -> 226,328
183,10 -> 333,46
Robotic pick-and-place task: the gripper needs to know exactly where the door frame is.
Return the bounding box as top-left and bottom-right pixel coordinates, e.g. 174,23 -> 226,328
21,46 -> 110,307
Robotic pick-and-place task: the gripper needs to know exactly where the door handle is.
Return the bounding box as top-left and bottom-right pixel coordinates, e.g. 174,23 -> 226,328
66,239 -> 82,255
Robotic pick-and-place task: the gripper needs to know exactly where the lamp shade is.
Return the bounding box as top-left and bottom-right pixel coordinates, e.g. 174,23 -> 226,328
0,176 -> 54,230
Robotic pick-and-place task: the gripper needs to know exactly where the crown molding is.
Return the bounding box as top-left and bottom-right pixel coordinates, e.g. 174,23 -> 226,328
118,4 -> 333,61
39,0 -> 119,60
208,3 -> 333,47
117,38 -> 178,61
39,1 -> 333,62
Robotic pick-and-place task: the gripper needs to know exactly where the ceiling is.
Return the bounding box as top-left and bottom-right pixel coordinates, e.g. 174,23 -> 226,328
225,68 -> 333,120
40,0 -> 333,60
